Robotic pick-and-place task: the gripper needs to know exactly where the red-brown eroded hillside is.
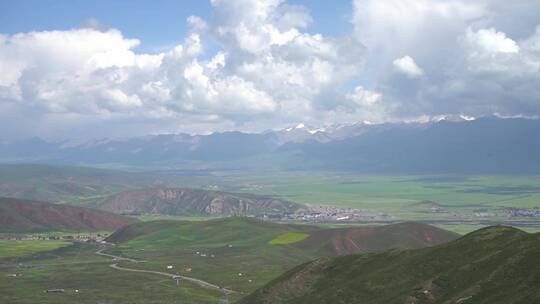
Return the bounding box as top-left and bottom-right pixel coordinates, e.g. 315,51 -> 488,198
0,197 -> 138,232
294,222 -> 459,255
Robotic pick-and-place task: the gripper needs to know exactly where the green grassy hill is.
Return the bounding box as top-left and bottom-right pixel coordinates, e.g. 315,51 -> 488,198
107,217 -> 457,254
104,218 -> 458,295
240,226 -> 540,304
107,217 -> 306,248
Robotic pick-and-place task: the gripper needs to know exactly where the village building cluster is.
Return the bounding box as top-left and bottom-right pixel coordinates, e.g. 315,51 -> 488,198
0,233 -> 109,243
504,208 -> 540,218
257,206 -> 393,222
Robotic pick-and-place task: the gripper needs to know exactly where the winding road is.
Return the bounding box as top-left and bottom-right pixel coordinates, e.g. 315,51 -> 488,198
95,249 -> 139,262
95,249 -> 236,294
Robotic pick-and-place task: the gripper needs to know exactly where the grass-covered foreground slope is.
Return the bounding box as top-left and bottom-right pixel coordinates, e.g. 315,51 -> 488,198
0,197 -> 138,232
240,226 -> 540,304
0,218 -> 457,303
104,218 -> 458,296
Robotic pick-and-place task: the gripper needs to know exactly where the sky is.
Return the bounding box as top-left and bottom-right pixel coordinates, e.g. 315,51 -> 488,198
1,0 -> 540,140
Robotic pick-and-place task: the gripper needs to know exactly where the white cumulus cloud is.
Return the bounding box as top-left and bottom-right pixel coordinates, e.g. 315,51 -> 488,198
465,27 -> 519,54
1,0 -> 540,139
393,56 -> 424,78
352,0 -> 540,120
0,0 -> 375,139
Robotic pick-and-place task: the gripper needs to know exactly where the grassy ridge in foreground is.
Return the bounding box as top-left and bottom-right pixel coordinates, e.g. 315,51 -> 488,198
104,218 -> 458,295
0,218 -> 459,303
240,226 -> 540,304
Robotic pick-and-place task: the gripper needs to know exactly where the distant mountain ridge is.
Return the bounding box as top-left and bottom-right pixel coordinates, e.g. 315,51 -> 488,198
92,187 -> 305,216
283,116 -> 540,174
2,116 -> 540,174
0,197 -> 138,232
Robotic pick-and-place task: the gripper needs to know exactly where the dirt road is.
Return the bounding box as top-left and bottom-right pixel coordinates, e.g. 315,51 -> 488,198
96,249 -> 236,294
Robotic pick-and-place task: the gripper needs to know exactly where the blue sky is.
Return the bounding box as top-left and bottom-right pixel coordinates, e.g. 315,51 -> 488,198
0,0 -> 353,54
0,0 -> 213,53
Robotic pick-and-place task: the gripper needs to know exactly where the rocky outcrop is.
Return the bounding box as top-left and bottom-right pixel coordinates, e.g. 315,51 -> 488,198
94,187 -> 305,216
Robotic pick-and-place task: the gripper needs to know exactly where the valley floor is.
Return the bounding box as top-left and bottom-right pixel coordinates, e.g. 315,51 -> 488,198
0,242 -> 239,304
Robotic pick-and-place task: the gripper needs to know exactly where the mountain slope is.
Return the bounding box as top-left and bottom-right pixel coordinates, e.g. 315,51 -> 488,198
106,217 -> 304,247
0,197 -> 138,232
93,187 -> 305,216
106,218 -> 458,255
296,222 -> 458,256
3,117 -> 540,174
0,164 -> 180,204
104,218 -> 458,297
282,116 -> 540,174
240,226 -> 540,304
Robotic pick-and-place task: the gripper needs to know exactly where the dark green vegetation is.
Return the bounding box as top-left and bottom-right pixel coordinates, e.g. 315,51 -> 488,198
104,218 -> 457,297
2,217 -> 537,304
0,218 -> 457,303
91,187 -> 305,216
241,226 -> 540,304
0,197 -> 137,232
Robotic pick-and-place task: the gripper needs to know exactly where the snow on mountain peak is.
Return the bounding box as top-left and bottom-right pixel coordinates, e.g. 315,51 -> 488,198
284,123 -> 307,132
459,114 -> 476,121
309,128 -> 326,134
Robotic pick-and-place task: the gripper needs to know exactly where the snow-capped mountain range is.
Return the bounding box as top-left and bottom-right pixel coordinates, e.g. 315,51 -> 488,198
2,116 -> 540,174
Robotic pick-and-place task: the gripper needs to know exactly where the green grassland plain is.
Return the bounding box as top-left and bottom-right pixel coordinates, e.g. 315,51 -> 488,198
0,240 -> 71,258
0,242 -> 235,304
0,218 -> 324,303
205,173 -> 540,233
2,165 -> 540,233
2,167 -> 540,303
